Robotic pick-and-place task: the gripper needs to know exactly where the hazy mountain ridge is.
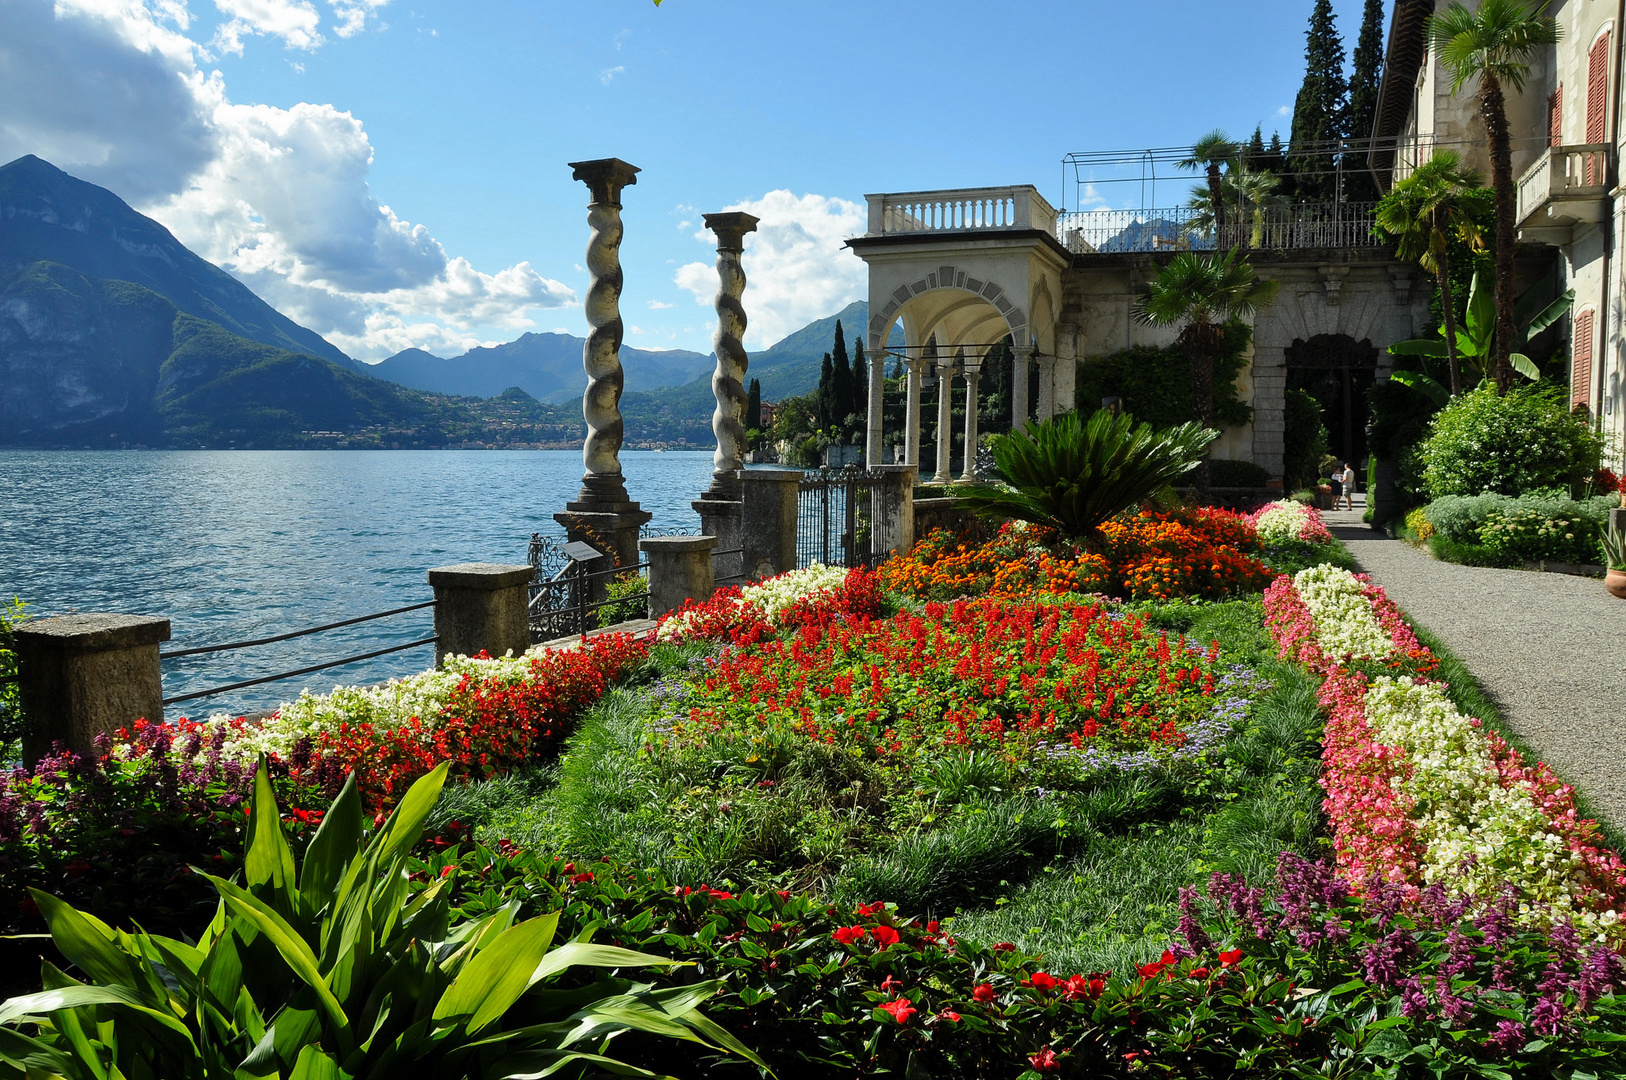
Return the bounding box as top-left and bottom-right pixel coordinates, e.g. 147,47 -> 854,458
367,333 -> 714,403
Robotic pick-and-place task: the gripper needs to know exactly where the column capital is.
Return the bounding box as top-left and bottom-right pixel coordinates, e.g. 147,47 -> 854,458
569,157 -> 640,207
703,211 -> 760,252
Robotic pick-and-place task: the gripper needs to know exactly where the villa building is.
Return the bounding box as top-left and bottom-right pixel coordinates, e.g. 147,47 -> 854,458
853,0 -> 1626,486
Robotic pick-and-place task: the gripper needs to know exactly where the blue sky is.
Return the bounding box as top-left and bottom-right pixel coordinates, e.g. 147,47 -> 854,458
1,0 -> 1379,358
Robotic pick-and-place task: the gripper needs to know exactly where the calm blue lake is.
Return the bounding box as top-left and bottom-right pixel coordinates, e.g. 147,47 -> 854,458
0,450 -> 716,718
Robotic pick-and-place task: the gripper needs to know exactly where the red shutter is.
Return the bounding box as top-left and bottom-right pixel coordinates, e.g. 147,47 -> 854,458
1573,309 -> 1595,410
1549,86 -> 1563,146
1587,34 -> 1609,142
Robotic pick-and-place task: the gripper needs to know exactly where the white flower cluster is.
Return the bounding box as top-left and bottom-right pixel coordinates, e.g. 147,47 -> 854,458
190,649 -> 542,763
656,564 -> 851,642
1292,565 -> 1392,660
1364,677 -> 1618,935
1253,500 -> 1314,545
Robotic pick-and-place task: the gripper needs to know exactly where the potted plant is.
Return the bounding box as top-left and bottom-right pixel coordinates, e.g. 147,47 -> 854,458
1604,526 -> 1626,598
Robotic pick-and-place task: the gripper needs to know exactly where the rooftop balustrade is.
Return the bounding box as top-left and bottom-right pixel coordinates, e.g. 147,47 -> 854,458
865,186 -> 1058,238
1516,144 -> 1612,234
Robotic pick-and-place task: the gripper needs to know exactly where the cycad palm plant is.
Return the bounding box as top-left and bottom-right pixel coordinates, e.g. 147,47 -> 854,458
1373,151 -> 1490,397
1132,247 -> 1280,490
1427,0 -> 1561,393
954,409 -> 1217,542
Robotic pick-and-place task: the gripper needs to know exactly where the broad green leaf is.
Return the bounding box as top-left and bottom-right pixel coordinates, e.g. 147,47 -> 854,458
0,984 -> 149,1027
373,762 -> 450,867
0,1026 -> 78,1074
1523,289 -> 1575,340
245,759 -> 297,908
30,891 -> 142,993
1510,352 -> 1541,381
488,1047 -> 666,1078
1387,338 -> 1449,358
435,912 -> 561,1034
1388,370 -> 1450,406
288,1044 -> 345,1080
199,873 -> 350,1037
300,773 -> 363,916
530,943 -> 687,985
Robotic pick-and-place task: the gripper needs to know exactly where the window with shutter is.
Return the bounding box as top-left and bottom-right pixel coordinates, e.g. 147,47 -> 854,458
1573,309 -> 1595,409
1550,86 -> 1563,146
1587,33 -> 1609,142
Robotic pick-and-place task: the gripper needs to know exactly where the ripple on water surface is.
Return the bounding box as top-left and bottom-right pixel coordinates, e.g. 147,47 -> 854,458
0,450 -> 717,717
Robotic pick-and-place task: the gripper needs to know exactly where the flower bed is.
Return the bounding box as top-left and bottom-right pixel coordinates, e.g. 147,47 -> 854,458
1247,498 -> 1335,545
878,506 -> 1274,603
655,563 -> 882,643
1265,565 -> 1626,937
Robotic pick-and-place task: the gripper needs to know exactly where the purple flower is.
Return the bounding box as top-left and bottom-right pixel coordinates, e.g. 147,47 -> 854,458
1177,886 -> 1215,956
1433,975 -> 1473,1027
1360,927 -> 1416,988
1399,975 -> 1429,1020
1485,1019 -> 1526,1054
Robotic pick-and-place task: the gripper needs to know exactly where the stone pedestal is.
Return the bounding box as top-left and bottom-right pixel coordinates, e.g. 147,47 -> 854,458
870,465 -> 917,555
741,468 -> 804,580
428,563 -> 534,665
641,535 -> 718,617
554,506 -> 653,607
17,613 -> 170,765
693,496 -> 743,583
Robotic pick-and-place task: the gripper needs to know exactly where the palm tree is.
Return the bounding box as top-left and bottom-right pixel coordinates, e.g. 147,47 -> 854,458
1178,131 -> 1239,234
1427,0 -> 1561,394
1185,164 -> 1285,247
1133,248 -> 1281,491
1372,151 -> 1490,396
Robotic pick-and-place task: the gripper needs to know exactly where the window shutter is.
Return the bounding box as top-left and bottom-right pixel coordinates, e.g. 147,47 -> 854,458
1550,86 -> 1563,146
1587,34 -> 1609,142
1573,309 -> 1595,409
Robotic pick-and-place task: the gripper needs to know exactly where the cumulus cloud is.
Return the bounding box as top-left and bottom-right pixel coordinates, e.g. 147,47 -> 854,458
646,299 -> 674,309
212,0 -> 323,54
3,0 -> 573,359
599,64 -> 624,84
675,190 -> 866,348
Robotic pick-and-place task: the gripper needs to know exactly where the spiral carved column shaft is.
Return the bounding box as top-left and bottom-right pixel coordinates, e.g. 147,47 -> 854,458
569,158 -> 640,507
702,212 -> 759,500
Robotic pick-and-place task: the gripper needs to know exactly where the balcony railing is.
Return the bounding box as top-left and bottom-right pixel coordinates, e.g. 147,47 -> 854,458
1516,144 -> 1612,230
1055,203 -> 1381,254
865,186 -> 1058,237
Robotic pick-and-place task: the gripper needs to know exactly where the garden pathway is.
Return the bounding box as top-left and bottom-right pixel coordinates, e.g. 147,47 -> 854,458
1321,501 -> 1626,832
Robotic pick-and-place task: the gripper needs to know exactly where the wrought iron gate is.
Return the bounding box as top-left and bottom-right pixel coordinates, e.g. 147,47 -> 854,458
796,466 -> 903,569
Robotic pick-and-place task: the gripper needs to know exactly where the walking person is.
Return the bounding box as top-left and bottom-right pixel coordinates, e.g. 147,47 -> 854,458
1340,460 -> 1356,511
1328,461 -> 1343,509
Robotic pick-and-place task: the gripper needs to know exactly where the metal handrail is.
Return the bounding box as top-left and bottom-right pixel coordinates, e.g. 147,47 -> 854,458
160,601 -> 436,659
161,636 -> 438,706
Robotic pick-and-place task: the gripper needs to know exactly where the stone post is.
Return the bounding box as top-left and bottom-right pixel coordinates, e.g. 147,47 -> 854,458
641,535 -> 717,617
560,158 -> 652,574
1011,345 -> 1032,430
741,468 -> 804,579
1053,326 -> 1078,415
693,500 -> 742,583
869,465 -> 917,554
933,353 -> 955,483
903,354 -> 923,468
1035,353 -> 1057,421
428,563 -> 534,665
16,614 -> 171,765
959,359 -> 983,483
701,211 -> 758,500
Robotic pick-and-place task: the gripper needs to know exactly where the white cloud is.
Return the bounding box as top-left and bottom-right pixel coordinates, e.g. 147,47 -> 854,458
674,190 -> 866,348
328,0 -> 389,37
212,0 -> 324,54
599,65 -> 624,84
628,325 -> 646,335
4,0 -> 572,359
646,299 -> 674,309
1276,104 -> 1291,117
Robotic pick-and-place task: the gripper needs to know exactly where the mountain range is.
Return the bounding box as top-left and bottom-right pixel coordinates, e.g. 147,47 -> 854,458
0,154 -> 864,449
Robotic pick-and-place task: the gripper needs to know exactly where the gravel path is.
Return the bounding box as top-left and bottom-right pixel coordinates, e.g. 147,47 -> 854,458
1320,502 -> 1626,831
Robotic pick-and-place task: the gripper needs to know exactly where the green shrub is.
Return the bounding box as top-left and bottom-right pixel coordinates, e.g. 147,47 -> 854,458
599,569 -> 650,627
0,598 -> 26,749
1477,505 -> 1602,565
0,762 -> 761,1079
1281,388 -> 1328,491
1422,493 -> 1615,543
1205,459 -> 1272,487
1420,384 -> 1601,498
1075,323 -> 1253,429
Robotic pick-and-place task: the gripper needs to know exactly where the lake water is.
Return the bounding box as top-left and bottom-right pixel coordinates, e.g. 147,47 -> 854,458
0,450 -> 716,718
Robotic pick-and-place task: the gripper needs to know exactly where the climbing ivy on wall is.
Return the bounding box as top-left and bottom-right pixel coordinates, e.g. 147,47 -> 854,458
1075,320 -> 1254,429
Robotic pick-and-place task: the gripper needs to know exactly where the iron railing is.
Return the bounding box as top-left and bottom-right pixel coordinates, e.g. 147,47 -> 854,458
158,602 -> 437,706
1055,202 -> 1380,254
526,525 -> 679,640
712,547 -> 746,587
796,466 -> 903,570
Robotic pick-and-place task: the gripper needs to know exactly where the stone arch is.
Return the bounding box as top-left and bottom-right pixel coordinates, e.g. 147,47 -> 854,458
867,262 -> 1027,355
1285,333 -> 1379,472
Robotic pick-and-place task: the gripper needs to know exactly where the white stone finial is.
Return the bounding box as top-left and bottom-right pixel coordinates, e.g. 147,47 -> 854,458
569,157 -> 640,506
702,211 -> 759,500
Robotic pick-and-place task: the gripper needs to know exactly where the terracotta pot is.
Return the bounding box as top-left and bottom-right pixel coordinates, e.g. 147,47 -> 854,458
1607,568 -> 1626,599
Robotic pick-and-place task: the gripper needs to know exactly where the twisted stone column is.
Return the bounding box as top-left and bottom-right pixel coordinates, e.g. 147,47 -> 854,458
932,353 -> 955,484
569,158 -> 640,507
701,212 -> 759,500
959,358 -> 982,483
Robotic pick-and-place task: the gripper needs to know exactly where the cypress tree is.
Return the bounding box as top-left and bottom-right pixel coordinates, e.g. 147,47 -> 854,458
1345,0 -> 1386,200
830,321 -> 852,427
746,378 -> 762,433
851,338 -> 868,422
1247,125 -> 1267,164
890,353 -> 904,380
817,352 -> 835,429
1288,0 -> 1348,203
